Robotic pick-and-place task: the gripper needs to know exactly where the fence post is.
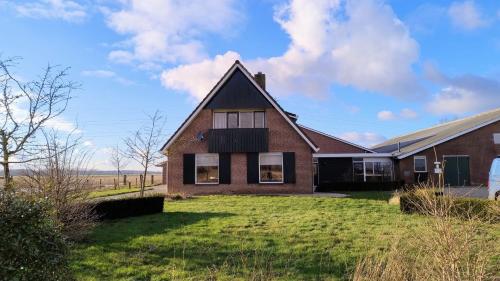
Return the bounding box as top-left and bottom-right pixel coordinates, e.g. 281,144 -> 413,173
151,175 -> 154,185
123,175 -> 127,185
99,179 -> 102,188
135,178 -> 138,187
128,181 -> 131,189
139,174 -> 143,188
113,178 -> 117,189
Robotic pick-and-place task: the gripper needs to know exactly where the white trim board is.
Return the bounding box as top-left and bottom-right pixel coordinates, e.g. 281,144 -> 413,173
397,117 -> 500,159
298,124 -> 375,153
161,61 -> 319,153
313,153 -> 393,158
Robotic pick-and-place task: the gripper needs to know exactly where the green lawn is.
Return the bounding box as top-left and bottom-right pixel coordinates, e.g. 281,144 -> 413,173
70,193 -> 496,280
89,187 -> 154,198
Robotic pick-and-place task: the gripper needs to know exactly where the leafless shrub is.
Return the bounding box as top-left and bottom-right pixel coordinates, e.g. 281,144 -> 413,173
19,130 -> 95,240
0,56 -> 78,189
353,184 -> 499,281
123,110 -> 165,196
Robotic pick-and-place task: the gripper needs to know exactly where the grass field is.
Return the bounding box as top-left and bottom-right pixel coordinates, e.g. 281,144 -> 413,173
70,193 -> 498,280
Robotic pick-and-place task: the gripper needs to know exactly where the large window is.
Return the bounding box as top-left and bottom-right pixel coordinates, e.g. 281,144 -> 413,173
414,156 -> 427,172
259,153 -> 283,183
195,154 -> 219,184
213,111 -> 266,129
352,158 -> 393,182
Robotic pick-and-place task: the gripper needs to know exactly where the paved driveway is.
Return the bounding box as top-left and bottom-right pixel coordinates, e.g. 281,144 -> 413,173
444,187 -> 488,199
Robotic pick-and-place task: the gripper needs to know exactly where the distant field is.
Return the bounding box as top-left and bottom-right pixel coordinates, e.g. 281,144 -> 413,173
84,174 -> 162,189
11,173 -> 162,190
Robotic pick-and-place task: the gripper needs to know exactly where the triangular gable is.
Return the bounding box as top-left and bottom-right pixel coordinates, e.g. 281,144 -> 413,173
205,69 -> 272,109
161,61 -> 319,153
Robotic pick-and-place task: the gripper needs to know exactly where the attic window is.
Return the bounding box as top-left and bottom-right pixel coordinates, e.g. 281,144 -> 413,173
213,111 -> 266,129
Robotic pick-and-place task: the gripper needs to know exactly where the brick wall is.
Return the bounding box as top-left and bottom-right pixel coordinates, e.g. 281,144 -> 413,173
397,121 -> 500,185
167,108 -> 313,195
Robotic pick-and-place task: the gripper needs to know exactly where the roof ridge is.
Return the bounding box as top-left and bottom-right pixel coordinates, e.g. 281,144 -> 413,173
373,107 -> 500,148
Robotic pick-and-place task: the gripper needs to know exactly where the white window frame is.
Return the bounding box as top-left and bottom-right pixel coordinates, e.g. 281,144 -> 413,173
414,156 -> 427,173
195,153 -> 219,185
212,111 -> 266,129
258,152 -> 284,184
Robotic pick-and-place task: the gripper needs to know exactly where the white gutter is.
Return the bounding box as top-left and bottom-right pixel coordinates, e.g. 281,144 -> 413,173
313,153 -> 394,158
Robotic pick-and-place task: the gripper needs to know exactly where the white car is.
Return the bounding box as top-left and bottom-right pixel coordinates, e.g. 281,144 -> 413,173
488,157 -> 500,200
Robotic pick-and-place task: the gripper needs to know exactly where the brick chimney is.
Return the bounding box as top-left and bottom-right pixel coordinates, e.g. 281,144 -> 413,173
254,72 -> 266,90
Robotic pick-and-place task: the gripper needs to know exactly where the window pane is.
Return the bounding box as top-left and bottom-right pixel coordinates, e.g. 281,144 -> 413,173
260,165 -> 283,182
239,112 -> 253,128
260,154 -> 282,165
353,162 -> 364,175
374,162 -> 383,175
254,112 -> 265,128
214,113 -> 227,129
414,157 -> 426,172
227,113 -> 238,128
365,162 -> 374,174
259,153 -> 283,183
196,166 -> 219,183
196,154 -> 219,184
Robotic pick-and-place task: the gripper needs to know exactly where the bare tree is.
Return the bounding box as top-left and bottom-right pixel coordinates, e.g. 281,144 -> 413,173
0,57 -> 77,189
123,111 -> 164,196
109,145 -> 128,189
20,129 -> 95,240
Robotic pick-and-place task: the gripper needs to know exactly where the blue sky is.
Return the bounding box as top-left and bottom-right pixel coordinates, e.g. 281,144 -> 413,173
1,0 -> 499,169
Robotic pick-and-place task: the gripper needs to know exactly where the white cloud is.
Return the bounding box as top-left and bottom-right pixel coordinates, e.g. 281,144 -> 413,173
425,64 -> 500,115
161,51 -> 241,101
377,110 -> 396,120
0,101 -> 80,134
81,69 -> 133,85
448,1 -> 488,30
339,131 -> 386,147
83,140 -> 94,147
14,0 -> 87,23
161,0 -> 421,101
102,0 -> 242,65
400,108 -> 418,119
377,108 -> 418,121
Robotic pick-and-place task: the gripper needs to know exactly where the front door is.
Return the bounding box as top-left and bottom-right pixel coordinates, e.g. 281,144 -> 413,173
444,156 -> 470,186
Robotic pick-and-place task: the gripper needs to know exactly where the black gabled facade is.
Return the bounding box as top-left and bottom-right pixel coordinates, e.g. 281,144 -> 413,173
205,69 -> 272,110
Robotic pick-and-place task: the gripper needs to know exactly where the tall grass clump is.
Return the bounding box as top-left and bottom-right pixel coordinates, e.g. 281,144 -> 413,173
353,183 -> 499,281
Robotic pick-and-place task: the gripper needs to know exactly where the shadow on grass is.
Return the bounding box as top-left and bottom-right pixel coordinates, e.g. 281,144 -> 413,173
85,211 -> 234,244
344,191 -> 393,201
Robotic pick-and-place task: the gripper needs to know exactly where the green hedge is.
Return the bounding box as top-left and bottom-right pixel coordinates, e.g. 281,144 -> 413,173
0,191 -> 71,281
92,195 -> 165,220
400,192 -> 499,223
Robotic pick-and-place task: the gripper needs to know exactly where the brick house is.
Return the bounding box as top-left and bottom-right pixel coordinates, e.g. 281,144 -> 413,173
160,61 -> 370,194
160,60 -> 500,194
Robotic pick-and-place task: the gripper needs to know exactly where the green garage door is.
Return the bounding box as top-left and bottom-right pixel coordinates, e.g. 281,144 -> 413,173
444,156 -> 470,186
